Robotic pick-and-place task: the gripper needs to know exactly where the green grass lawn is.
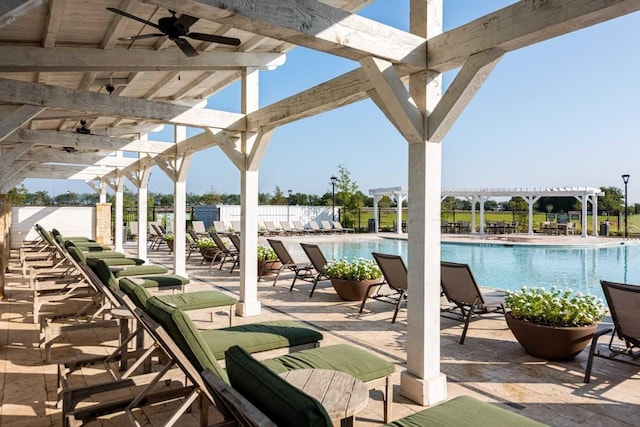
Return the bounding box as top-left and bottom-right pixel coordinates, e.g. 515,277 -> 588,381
346,208 -> 637,236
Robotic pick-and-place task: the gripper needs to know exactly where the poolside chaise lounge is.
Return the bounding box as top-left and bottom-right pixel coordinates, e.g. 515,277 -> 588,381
203,348 -> 545,427
265,239 -> 314,287
584,280 -> 640,383
300,243 -> 331,297
359,252 -> 408,323
142,296 -> 395,422
209,232 -> 239,271
440,261 -> 506,344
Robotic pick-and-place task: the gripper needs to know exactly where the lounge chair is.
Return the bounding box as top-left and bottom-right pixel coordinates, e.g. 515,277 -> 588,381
202,355 -> 545,427
209,232 -> 239,271
307,220 -> 325,234
292,220 -> 314,234
332,220 -> 354,233
584,280 -> 640,383
279,221 -> 297,235
191,220 -> 208,237
440,261 -> 506,344
143,297 -> 395,422
359,253 -> 408,323
228,234 -> 242,273
263,221 -> 283,236
213,220 -> 229,235
320,220 -> 336,234
265,239 -> 314,287
230,220 -> 241,233
127,221 -> 138,241
300,243 -> 331,297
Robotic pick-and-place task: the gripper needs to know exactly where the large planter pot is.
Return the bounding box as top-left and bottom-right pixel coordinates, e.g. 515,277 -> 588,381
258,259 -> 282,276
505,313 -> 597,361
200,247 -> 221,262
329,278 -> 382,301
165,240 -> 174,252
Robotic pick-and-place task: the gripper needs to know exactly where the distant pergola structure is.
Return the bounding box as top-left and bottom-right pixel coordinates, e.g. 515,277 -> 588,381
371,186 -> 605,237
369,186 -> 408,234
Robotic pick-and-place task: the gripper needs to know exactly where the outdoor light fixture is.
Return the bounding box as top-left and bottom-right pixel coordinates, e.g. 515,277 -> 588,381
622,174 -> 630,239
330,175 -> 338,221
288,189 -> 292,205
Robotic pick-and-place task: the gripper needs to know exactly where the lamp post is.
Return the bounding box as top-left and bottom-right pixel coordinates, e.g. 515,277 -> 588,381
330,175 -> 338,221
622,174 -> 630,238
287,189 -> 292,223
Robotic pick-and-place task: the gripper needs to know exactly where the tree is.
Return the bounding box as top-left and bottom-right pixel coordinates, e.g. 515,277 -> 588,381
598,186 -> 624,219
6,184 -> 28,205
333,164 -> 362,227
271,186 -> 288,205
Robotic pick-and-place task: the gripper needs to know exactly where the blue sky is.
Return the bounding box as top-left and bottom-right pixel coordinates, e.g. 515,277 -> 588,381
24,1 -> 640,203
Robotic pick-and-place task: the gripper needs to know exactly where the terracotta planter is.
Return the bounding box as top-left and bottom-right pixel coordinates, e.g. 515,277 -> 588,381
505,312 -> 597,361
258,259 -> 282,276
165,239 -> 174,252
200,247 -> 221,262
329,278 -> 383,301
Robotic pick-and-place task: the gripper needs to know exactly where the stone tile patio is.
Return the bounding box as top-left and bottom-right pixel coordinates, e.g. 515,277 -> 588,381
1,233 -> 639,426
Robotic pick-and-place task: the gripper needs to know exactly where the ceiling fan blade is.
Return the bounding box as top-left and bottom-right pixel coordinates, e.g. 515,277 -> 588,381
174,14 -> 199,31
188,32 -> 241,46
118,33 -> 165,41
106,7 -> 161,30
172,37 -> 199,57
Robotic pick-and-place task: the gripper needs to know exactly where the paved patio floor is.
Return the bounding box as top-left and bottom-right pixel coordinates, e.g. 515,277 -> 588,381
1,233 -> 639,426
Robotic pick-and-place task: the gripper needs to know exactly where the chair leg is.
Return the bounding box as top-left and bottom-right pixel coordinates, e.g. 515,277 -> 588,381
583,327 -> 613,383
273,265 -> 286,286
309,276 -> 320,297
391,291 -> 406,324
458,305 -> 472,345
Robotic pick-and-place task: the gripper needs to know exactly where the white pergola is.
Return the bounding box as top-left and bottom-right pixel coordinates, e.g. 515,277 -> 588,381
442,187 -> 605,237
0,0 -> 638,408
369,186 -> 408,234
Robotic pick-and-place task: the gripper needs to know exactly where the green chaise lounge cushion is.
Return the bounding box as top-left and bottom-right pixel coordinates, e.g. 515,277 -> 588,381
119,277 -> 237,312
87,258 -> 187,291
66,244 -> 144,266
115,264 -> 169,276
65,241 -> 125,258
261,344 -> 395,383
225,345 -> 331,427
382,395 -> 546,426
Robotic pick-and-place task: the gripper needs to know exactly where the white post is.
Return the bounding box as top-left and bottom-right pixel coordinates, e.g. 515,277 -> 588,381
173,125 -> 190,278
591,195 -> 599,237
137,165 -> 151,263
400,0 -> 447,406
373,195 -> 382,233
114,173 -> 124,252
478,195 -> 487,235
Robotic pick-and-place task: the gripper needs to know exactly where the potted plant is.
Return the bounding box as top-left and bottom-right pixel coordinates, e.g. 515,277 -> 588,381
324,258 -> 383,301
164,233 -> 174,252
504,286 -> 606,360
257,245 -> 281,275
196,237 -> 219,261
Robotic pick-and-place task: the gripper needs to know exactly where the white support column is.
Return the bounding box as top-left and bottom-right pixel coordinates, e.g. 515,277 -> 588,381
114,173 -> 125,252
394,191 -> 406,234
99,179 -> 107,204
578,194 -> 588,238
466,196 -> 477,233
238,168 -> 261,316
591,195 -> 599,237
373,195 -> 382,233
478,195 -> 488,235
400,0 -> 447,407
523,195 -> 541,235
237,65 -> 261,317
173,126 -> 191,278
136,165 -> 152,262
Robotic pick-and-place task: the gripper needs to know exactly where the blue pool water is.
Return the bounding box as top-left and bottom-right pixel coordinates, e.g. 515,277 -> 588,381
295,239 -> 640,300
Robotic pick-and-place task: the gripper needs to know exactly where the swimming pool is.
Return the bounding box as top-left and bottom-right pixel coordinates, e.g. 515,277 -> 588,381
293,238 -> 640,300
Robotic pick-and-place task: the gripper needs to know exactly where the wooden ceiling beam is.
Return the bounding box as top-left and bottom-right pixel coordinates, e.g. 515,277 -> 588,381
0,78 -> 246,130
42,0 -> 66,47
0,46 -> 286,72
25,149 -> 139,167
5,129 -> 174,154
0,105 -> 46,141
0,0 -> 45,29
143,0 -> 426,69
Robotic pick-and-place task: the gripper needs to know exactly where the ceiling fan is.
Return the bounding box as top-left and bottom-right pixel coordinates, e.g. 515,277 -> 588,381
106,7 -> 241,57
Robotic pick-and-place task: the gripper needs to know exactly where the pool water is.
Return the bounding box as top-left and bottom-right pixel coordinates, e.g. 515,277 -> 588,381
294,238 -> 640,300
